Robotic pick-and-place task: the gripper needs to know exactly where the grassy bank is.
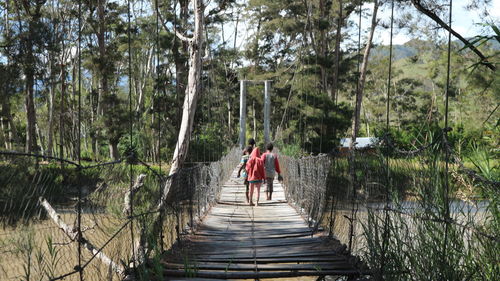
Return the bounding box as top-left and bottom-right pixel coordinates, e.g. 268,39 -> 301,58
0,158 -> 173,280
321,149 -> 499,280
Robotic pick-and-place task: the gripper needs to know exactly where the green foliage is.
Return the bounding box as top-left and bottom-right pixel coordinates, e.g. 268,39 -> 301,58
468,143 -> 499,182
355,146 -> 499,280
279,143 -> 304,158
188,123 -> 230,163
119,132 -> 143,160
0,159 -> 95,226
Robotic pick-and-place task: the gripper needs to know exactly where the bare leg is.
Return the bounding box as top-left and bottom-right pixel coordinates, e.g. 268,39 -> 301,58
266,177 -> 273,200
249,183 -> 255,206
268,178 -> 273,200
255,182 -> 261,206
245,182 -> 249,203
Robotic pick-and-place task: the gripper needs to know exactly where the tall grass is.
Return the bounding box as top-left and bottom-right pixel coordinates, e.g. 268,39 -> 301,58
357,146 -> 499,280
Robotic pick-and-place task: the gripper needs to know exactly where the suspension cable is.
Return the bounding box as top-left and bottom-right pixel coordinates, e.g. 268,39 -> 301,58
126,0 -> 136,272
77,0 -> 83,280
329,0 -> 343,239
348,2 -> 362,253
442,0 -> 453,273
155,0 -> 164,251
155,0 -> 161,171
381,0 -> 395,277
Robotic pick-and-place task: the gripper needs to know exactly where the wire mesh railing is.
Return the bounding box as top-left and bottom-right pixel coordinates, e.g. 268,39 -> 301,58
278,131 -> 499,280
0,146 -> 240,281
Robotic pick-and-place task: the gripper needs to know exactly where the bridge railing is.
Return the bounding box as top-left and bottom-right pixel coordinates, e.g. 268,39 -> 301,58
279,154 -> 332,231
0,146 -> 241,281
278,137 -> 498,280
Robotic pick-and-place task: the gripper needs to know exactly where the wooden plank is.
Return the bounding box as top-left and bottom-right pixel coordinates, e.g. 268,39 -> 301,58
193,232 -> 313,240
162,167 -> 368,279
166,277 -> 226,281
188,239 -> 322,249
166,256 -> 350,264
184,247 -> 343,257
163,269 -> 367,279
164,262 -> 353,271
195,227 -> 312,236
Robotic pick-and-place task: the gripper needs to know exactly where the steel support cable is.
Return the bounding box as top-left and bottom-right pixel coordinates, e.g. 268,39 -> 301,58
206,24 -> 226,160
296,52 -> 301,147
314,33 -> 323,154
77,1 -> 83,279
329,0 -> 343,238
312,23 -> 326,231
348,3 -> 363,253
175,0 -> 181,174
442,0 -> 453,271
204,33 -> 210,163
154,0 -> 165,252
126,0 -> 136,272
204,24 -> 217,162
380,0 -> 395,277
49,203 -> 173,281
59,1 -> 65,167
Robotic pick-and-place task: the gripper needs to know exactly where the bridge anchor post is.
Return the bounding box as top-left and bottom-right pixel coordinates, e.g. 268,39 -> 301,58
239,80 -> 247,149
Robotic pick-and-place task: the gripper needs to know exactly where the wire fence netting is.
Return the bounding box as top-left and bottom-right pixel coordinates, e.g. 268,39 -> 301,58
0,147 -> 240,281
279,132 -> 499,280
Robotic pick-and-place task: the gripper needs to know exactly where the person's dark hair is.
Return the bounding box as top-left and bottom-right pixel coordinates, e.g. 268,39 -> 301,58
266,143 -> 273,151
248,138 -> 256,146
245,145 -> 253,154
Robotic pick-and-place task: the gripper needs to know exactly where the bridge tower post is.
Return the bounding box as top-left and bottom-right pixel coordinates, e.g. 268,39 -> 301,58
239,80 -> 247,149
264,80 -> 271,145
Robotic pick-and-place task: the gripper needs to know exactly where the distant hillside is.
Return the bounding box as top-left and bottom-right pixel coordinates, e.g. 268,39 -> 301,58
372,38 -> 499,61
371,44 -> 417,61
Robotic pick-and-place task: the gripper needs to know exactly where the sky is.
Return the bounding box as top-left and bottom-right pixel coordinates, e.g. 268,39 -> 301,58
371,0 -> 500,45
222,0 -> 500,49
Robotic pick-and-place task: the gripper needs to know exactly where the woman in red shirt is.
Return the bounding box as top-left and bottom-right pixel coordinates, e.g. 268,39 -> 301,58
246,147 -> 265,206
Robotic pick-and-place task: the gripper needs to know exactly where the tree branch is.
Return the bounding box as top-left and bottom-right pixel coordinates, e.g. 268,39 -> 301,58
411,0 -> 496,71
39,197 -> 126,276
123,174 -> 147,215
155,1 -> 193,43
206,0 -> 230,18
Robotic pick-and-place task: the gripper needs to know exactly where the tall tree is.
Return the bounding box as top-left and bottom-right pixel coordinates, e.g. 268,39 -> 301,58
15,0 -> 48,153
0,1 -> 20,150
351,0 -> 379,140
83,0 -> 126,160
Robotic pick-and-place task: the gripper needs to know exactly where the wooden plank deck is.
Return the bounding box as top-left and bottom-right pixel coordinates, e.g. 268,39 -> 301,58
162,169 -> 367,280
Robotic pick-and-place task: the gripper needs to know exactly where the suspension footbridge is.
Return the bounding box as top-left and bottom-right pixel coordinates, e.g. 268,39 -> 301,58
161,168 -> 367,280
0,0 -> 497,279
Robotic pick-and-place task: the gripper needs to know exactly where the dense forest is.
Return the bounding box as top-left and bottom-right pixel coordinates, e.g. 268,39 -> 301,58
0,0 -> 498,165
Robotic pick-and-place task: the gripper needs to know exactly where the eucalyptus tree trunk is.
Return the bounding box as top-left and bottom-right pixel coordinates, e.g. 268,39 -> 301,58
17,0 -> 45,153
130,0 -> 208,264
25,22 -> 38,153
351,0 -> 379,140
1,100 -> 17,150
47,59 -> 56,157
168,0 -> 205,176
60,63 -> 66,159
135,47 -> 154,115
2,1 -> 18,150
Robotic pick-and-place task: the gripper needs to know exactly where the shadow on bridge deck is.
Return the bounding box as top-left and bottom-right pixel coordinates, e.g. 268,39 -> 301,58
161,169 -> 369,280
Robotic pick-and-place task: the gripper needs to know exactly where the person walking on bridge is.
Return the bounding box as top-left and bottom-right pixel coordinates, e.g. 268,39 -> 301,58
248,138 -> 256,148
261,143 -> 281,201
246,147 -> 265,206
237,145 -> 253,203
